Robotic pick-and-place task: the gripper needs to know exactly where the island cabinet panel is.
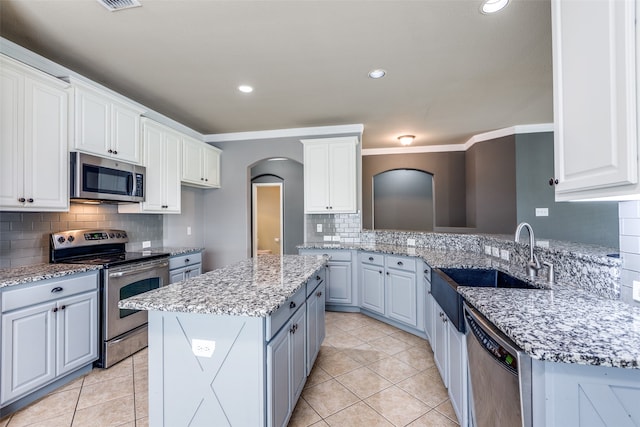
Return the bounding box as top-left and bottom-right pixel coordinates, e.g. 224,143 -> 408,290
148,312 -> 265,427
306,281 -> 326,375
536,360 -> 640,426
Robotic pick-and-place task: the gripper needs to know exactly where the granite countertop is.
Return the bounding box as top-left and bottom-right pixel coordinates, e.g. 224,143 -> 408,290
0,263 -> 102,289
300,242 -> 640,369
145,247 -> 204,256
119,254 -> 327,317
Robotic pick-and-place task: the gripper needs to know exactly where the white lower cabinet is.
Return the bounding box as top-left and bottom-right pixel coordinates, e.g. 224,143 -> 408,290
0,271 -> 99,406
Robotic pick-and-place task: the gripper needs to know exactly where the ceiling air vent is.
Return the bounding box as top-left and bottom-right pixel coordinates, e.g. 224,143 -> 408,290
97,0 -> 141,12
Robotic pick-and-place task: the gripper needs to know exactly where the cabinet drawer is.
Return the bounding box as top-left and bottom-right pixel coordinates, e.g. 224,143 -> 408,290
360,252 -> 384,266
2,271 -> 99,313
386,255 -> 416,272
299,249 -> 351,262
169,252 -> 202,270
266,287 -> 306,341
306,268 -> 326,298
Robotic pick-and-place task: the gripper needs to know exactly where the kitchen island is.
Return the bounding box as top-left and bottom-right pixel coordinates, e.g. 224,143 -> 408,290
119,254 -> 327,427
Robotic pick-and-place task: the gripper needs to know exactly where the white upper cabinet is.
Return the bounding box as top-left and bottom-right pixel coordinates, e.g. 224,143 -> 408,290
118,119 -> 181,214
181,136 -> 221,188
70,78 -> 143,164
0,55 -> 69,212
552,0 -> 639,201
302,136 -> 358,213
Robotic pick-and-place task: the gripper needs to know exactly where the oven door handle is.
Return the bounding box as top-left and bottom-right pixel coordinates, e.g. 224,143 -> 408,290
108,262 -> 169,278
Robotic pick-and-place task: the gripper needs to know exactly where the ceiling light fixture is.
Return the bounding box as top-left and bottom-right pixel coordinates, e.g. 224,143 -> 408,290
97,0 -> 141,12
397,135 -> 415,146
238,85 -> 254,93
480,0 -> 509,14
368,69 -> 386,79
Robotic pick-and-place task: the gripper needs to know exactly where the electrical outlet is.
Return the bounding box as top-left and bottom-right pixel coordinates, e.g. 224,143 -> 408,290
537,240 -> 550,248
187,226 -> 192,236
491,247 -> 500,257
407,238 -> 416,246
484,245 -> 492,255
323,235 -> 332,241
142,241 -> 151,248
332,235 -> 341,242
633,281 -> 640,302
316,224 -> 323,233
192,339 -> 216,358
500,249 -> 510,261
535,207 -> 549,217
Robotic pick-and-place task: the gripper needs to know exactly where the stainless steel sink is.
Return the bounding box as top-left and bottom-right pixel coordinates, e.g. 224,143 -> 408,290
431,268 -> 537,332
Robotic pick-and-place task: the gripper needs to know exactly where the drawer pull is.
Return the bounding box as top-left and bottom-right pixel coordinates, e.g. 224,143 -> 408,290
386,272 -> 389,276
52,307 -> 58,313
185,258 -> 190,263
60,305 -> 66,310
397,261 -> 404,266
424,269 -> 429,274
369,256 -> 374,261
316,275 -> 321,280
51,287 -> 64,293
316,291 -> 323,297
289,301 -> 296,309
379,270 -> 383,274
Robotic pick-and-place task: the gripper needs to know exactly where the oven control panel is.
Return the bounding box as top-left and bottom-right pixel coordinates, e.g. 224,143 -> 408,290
51,229 -> 129,249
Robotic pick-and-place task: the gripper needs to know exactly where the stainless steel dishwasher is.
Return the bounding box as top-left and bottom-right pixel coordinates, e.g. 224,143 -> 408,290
464,302 -> 532,427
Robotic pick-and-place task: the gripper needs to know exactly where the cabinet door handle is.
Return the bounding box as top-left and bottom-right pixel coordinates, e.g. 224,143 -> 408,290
386,272 -> 389,275
185,258 -> 190,263
51,287 -> 64,293
397,261 -> 404,266
289,301 -> 296,309
368,256 -> 374,261
52,307 -> 58,313
549,177 -> 559,186
316,275 -> 321,280
108,149 -> 113,153
60,305 -> 66,310
113,150 -> 118,155
424,269 -> 429,274
316,291 -> 322,297
379,270 -> 383,274
27,198 -> 34,203
18,197 -> 26,203
205,178 -> 208,182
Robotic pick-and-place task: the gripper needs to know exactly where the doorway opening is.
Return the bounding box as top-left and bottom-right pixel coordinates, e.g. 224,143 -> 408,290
252,182 -> 283,257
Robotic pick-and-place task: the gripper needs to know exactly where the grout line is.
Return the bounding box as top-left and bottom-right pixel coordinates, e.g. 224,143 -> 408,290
69,376 -> 85,427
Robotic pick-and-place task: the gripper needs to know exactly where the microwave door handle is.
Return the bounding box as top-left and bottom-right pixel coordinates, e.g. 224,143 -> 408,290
127,174 -> 134,195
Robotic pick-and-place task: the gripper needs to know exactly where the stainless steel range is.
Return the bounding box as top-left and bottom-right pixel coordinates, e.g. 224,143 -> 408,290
50,229 -> 169,368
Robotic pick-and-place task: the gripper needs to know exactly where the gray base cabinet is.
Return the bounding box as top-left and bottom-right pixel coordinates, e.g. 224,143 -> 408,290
1,271 -> 99,407
169,252 -> 203,284
386,268 -> 417,327
306,281 -> 326,374
433,299 -> 449,388
299,250 -> 357,307
359,253 -> 385,315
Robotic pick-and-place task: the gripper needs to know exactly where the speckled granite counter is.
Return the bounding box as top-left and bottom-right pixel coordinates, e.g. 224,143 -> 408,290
146,247 -> 204,256
300,242 -> 640,369
120,254 -> 326,317
459,286 -> 640,369
0,263 -> 102,288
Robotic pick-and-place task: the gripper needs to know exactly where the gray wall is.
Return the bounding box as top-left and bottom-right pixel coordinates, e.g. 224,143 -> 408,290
373,169 -> 434,231
515,132 -> 619,248
465,135 -> 517,233
199,138 -> 305,270
163,186 -> 206,249
251,159 -> 304,255
362,152 -> 467,229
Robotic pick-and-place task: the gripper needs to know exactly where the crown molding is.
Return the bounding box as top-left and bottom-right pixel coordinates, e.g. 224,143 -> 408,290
204,124 -> 364,143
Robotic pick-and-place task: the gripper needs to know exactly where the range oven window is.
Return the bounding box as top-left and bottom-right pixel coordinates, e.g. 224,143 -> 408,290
119,277 -> 161,318
83,164 -> 132,196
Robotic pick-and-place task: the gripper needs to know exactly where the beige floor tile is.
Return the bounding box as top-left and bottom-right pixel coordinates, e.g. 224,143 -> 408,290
369,321 -> 402,335
407,409 -> 459,427
0,415 -> 10,427
368,335 -> 414,356
348,325 -> 390,342
288,397 -> 322,427
72,395 -> 135,427
305,366 -> 332,389
309,421 -> 329,427
77,374 -> 134,410
393,346 -> 436,372
325,401 -> 393,427
323,330 -> 365,350
365,386 -> 430,426
17,413 -> 73,427
114,422 -> 135,427
390,330 -> 429,347
82,358 -> 133,386
336,367 -> 392,399
333,315 -> 372,332
135,417 -> 148,427
346,342 -> 390,363
133,368 -> 148,395
301,379 -> 359,418
316,350 -> 363,377
367,356 -> 420,384
8,388 -> 80,427
397,371 -> 449,408
434,400 -> 459,424
52,376 -> 84,394
134,390 -> 148,420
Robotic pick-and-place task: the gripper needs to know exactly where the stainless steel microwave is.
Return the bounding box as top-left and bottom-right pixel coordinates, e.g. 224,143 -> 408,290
70,152 -> 145,203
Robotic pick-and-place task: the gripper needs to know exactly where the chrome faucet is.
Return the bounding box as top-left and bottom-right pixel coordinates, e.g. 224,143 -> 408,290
514,222 -> 541,278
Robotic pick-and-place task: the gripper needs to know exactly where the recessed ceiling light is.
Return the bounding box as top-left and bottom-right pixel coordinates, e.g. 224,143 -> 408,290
368,69 -> 386,79
480,0 -> 509,14
238,85 -> 253,93
397,135 -> 415,146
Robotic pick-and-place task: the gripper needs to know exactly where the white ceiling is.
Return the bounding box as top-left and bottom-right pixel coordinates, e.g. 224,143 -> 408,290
0,0 -> 553,149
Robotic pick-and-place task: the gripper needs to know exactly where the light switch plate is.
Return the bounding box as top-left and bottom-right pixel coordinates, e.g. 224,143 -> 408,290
537,240 -> 550,248
142,241 -> 151,248
484,245 -> 492,255
407,238 -> 416,246
633,281 -> 640,302
535,207 -> 549,217
491,247 -> 500,257
192,339 -> 215,358
187,226 -> 192,236
316,224 -> 322,233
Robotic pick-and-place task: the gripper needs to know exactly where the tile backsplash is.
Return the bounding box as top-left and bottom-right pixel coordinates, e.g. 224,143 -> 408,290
618,200 -> 640,308
0,204 -> 163,268
305,213 -> 361,243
